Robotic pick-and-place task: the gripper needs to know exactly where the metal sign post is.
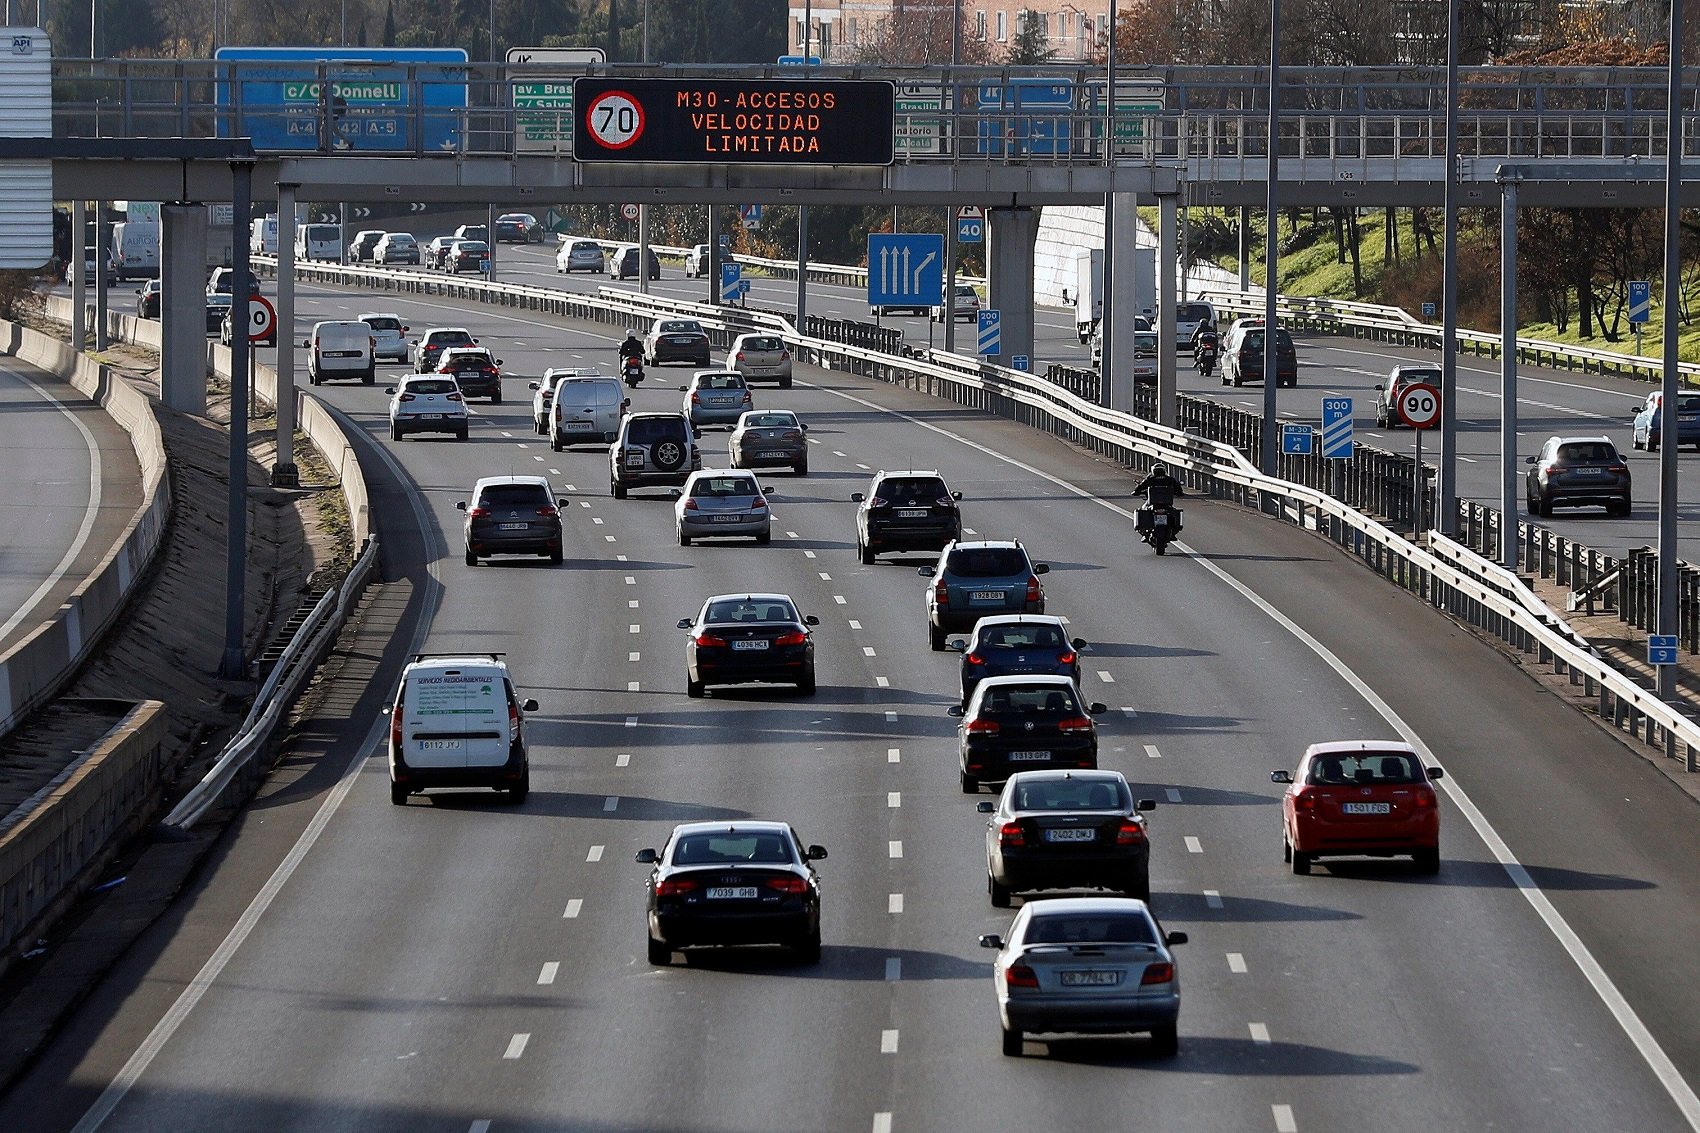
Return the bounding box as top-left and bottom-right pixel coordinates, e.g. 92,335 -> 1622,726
1397,382 -> 1442,537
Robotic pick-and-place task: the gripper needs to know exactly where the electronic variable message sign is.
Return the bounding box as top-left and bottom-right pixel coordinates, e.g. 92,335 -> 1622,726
572,78 -> 894,165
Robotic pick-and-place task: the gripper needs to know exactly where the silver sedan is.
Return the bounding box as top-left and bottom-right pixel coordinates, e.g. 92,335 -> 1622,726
681,370 -> 753,428
729,410 -> 808,474
979,896 -> 1186,1057
672,469 -> 772,545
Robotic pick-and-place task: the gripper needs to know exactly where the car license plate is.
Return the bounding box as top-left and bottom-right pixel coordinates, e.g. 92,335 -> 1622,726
670,336 -> 693,345
419,413 -> 442,420
499,522 -> 529,531
1342,802 -> 1391,814
417,739 -> 459,750
566,421 -> 591,430
897,509 -> 928,518
1060,970 -> 1122,987
1008,750 -> 1051,761
1044,828 -> 1096,842
971,591 -> 1006,602
1575,467 -> 1603,476
712,514 -> 742,523
1683,415 -> 1698,423
732,639 -> 769,651
1153,513 -> 1169,526
760,450 -> 788,459
705,886 -> 759,899
625,454 -> 644,468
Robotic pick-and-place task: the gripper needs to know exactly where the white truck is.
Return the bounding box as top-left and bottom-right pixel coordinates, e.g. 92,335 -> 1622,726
1066,246 -> 1155,343
108,221 -> 160,281
250,215 -> 278,255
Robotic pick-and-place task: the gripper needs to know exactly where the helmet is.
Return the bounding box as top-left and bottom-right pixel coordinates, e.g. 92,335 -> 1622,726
1151,462 -> 1168,476
624,329 -> 639,339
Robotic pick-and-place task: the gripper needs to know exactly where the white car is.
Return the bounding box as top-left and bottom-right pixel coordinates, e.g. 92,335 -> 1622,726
684,243 -> 711,277
933,284 -> 982,323
672,468 -> 773,546
387,652 -> 537,804
386,373 -> 469,441
359,312 -> 410,362
529,365 -> 603,435
556,238 -> 606,274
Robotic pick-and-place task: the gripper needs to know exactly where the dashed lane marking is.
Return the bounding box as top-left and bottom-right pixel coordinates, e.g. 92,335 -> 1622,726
885,957 -> 902,980
1144,744 -> 1162,759
1249,1023 -> 1271,1044
587,846 -> 605,862
503,1034 -> 529,1060
1165,788 -> 1182,802
889,841 -> 903,858
538,963 -> 559,985
889,893 -> 903,913
563,900 -> 583,918
604,797 -> 619,812
1228,952 -> 1247,974
1204,889 -> 1223,909
881,1030 -> 899,1053
888,748 -> 901,763
1273,1104 -> 1297,1133
1184,836 -> 1203,854
887,792 -> 901,808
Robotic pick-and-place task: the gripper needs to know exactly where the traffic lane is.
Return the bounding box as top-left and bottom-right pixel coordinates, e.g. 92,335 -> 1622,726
764,369 -> 1696,1128
0,356 -> 142,657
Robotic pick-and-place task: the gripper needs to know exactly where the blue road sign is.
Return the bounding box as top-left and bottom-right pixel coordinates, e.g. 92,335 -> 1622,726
721,260 -> 746,300
868,233 -> 944,310
738,203 -> 762,229
1650,634 -> 1679,666
958,213 -> 984,244
1321,397 -> 1354,459
1421,302 -> 1436,319
977,308 -> 1001,356
1281,423 -> 1314,455
777,55 -> 822,65
976,78 -> 1073,157
1012,355 -> 1030,372
215,47 -> 469,153
1630,280 -> 1652,324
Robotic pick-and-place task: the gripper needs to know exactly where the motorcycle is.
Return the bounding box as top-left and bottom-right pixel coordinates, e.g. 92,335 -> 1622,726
1194,342 -> 1218,378
1135,504 -> 1183,555
621,357 -> 644,388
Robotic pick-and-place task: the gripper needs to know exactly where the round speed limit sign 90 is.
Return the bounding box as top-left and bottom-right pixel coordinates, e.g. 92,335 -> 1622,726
584,89 -> 644,151
246,295 -> 277,343
1397,382 -> 1442,430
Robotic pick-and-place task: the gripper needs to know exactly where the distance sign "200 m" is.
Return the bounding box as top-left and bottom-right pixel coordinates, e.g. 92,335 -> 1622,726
572,78 -> 895,166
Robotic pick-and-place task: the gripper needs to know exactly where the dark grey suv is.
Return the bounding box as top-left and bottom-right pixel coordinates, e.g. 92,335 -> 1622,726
853,470 -> 963,563
458,475 -> 565,566
610,412 -> 702,498
919,540 -> 1049,651
1525,435 -> 1631,517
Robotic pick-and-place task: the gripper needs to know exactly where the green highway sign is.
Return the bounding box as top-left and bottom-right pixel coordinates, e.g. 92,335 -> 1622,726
894,81 -> 943,155
514,80 -> 574,149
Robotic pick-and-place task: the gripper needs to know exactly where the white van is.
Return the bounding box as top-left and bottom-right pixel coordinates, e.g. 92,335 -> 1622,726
387,653 -> 537,804
303,319 -> 376,385
108,221 -> 159,281
296,223 -> 342,262
551,372 -> 630,450
1175,300 -> 1217,347
250,216 -> 278,256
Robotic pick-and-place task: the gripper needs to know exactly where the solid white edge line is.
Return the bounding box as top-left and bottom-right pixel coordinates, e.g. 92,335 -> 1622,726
805,375 -> 1700,1128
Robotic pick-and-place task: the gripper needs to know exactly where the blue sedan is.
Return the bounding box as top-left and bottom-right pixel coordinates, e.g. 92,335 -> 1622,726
1631,390 -> 1700,452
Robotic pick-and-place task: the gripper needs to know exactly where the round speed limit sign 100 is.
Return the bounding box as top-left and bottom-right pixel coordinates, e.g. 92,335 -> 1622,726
1397,382 -> 1441,430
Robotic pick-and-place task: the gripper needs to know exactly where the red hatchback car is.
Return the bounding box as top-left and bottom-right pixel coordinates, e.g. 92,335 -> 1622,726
1271,741 -> 1444,874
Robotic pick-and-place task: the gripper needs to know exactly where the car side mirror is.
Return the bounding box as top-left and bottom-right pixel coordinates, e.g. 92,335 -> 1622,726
976,801 -> 994,813
1034,563 -> 1050,575
472,338 -> 479,344
520,698 -> 539,712
805,844 -> 828,860
804,615 -> 820,626
851,492 -> 865,503
301,339 -> 310,348
529,382 -> 540,390
1165,931 -> 1188,946
402,326 -> 409,332
1426,767 -> 1445,780
455,501 -> 467,511
495,359 -> 504,366
1524,456 -> 1538,465
668,488 -> 682,499
953,492 -> 964,500
762,486 -> 774,495
1136,798 -> 1157,811
917,566 -> 936,577
383,387 -> 396,395
556,498 -> 569,507
634,848 -> 659,864
1374,383 -> 1385,391
678,385 -> 689,392
947,705 -> 965,718
1089,703 -> 1108,715
1071,638 -> 1087,650
1271,769 -> 1294,784
979,934 -> 1004,950
944,639 -> 966,652
676,618 -> 693,630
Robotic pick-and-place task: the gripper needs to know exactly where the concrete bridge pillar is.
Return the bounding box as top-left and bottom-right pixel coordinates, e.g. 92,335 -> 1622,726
986,206 -> 1038,369
1105,191 -> 1142,413
274,184 -> 299,488
161,202 -> 208,414
1156,191 -> 1178,428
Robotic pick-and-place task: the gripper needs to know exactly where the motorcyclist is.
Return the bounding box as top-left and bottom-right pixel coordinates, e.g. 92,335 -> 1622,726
1134,462 -> 1185,511
1191,325 -> 1220,369
618,330 -> 644,368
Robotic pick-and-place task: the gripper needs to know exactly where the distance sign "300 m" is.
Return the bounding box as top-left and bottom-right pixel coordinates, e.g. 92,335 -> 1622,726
572,78 -> 895,166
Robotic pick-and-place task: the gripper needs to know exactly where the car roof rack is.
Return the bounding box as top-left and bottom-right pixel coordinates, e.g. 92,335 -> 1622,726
412,651 -> 506,663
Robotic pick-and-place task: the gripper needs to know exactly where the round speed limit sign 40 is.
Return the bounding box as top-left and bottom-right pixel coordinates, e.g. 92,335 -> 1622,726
585,90 -> 644,151
1396,382 -> 1441,430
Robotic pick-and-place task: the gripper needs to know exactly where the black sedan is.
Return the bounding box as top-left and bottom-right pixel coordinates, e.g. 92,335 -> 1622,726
947,614 -> 1085,705
644,317 -> 712,367
951,675 -> 1107,794
678,592 -> 818,697
135,279 -> 161,318
977,770 -> 1157,905
729,409 -> 809,475
636,820 -> 827,965
203,292 -> 233,334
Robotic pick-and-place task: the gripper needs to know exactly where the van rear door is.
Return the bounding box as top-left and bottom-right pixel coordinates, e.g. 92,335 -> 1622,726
403,667 -> 509,769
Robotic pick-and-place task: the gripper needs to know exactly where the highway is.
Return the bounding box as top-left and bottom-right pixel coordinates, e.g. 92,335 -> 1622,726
6,276 -> 1700,1132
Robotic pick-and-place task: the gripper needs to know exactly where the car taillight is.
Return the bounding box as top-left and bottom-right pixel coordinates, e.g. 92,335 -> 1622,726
965,652 -> 985,666
934,579 -> 949,608
1057,651 -> 1077,665
1292,788 -> 1317,812
535,506 -> 558,518
1025,575 -> 1043,603
683,499 -> 699,511
1006,964 -> 1039,989
1057,715 -> 1094,734
774,630 -> 808,646
1545,465 -> 1562,475
965,718 -> 1000,735
741,392 -> 751,404
390,702 -> 403,750
734,351 -> 746,362
655,879 -> 697,897
765,876 -> 808,894
869,496 -> 889,508
1412,789 -> 1436,809
509,698 -> 521,740
695,633 -> 727,647
447,392 -> 463,402
936,496 -> 957,509
1115,820 -> 1147,845
1140,962 -> 1175,986
1607,464 -> 1629,474
998,822 -> 1025,847
780,349 -> 791,360
468,506 -> 490,518
398,393 -> 416,402
781,429 -> 801,440
691,392 -> 701,404
751,496 -> 767,510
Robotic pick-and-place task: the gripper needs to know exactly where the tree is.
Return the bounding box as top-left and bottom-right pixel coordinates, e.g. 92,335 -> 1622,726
1004,10 -> 1056,65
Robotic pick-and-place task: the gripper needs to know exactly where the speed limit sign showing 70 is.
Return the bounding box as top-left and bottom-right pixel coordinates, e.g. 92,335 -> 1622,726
246,295 -> 277,343
1397,382 -> 1441,430
584,89 -> 645,150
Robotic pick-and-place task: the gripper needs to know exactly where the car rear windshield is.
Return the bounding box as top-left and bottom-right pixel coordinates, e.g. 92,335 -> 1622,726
1025,913 -> 1156,946
660,320 -> 703,334
1012,778 -> 1127,811
1556,441 -> 1618,463
977,684 -> 1081,714
1240,329 -> 1295,352
698,374 -> 746,390
363,317 -> 401,332
1306,752 -> 1423,785
672,832 -> 793,865
946,547 -> 1030,578
981,624 -> 1066,649
433,331 -> 474,345
878,477 -> 948,505
1395,369 -> 1440,386
744,413 -> 797,428
478,485 -> 550,508
1177,303 -> 1213,323
626,417 -> 686,445
406,379 -> 457,395
705,597 -> 798,623
690,476 -> 759,498
742,336 -> 783,352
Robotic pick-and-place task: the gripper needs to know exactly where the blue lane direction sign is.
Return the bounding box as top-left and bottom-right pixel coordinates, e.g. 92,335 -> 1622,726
777,55 -> 822,65
1630,280 -> 1652,324
957,206 -> 984,244
869,233 -> 944,311
976,78 -> 1073,156
1281,423 -> 1314,455
977,309 -> 1001,356
1421,302 -> 1436,319
1012,355 -> 1030,372
721,260 -> 746,301
1321,397 -> 1354,459
738,203 -> 762,229
1650,634 -> 1679,666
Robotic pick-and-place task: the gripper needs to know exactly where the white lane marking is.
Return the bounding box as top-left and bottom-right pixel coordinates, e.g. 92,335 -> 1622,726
538,962 -> 559,985
1165,788 -> 1182,803
856,462 -> 870,469
604,534 -> 616,542
565,484 -> 578,491
887,792 -> 901,808
889,840 -> 903,858
624,575 -> 637,584
604,797 -> 619,812
863,646 -> 877,657
504,1033 -> 530,1060
819,572 -> 832,581
1249,1023 -> 1271,1045
626,680 -> 640,692
1096,670 -> 1116,684
881,1029 -> 899,1053
848,618 -> 863,629
832,449 -> 847,456
592,517 -> 604,525
885,711 -> 898,723
628,652 -> 640,662
564,899 -> 583,918
1204,889 -> 1223,909
786,530 -> 799,538
834,595 -> 847,605
1184,836 -> 1203,854
804,549 -> 817,559
963,527 -> 978,536
885,957 -> 902,980
533,455 -> 544,462
1194,548 -> 1700,1127
889,893 -> 904,913
1144,744 -> 1162,759
624,716 -> 637,728
876,676 -> 890,688
888,747 -> 901,763
615,753 -> 631,767
1228,952 -> 1248,974
579,501 -> 592,508
629,599 -> 639,608
629,624 -> 640,633
1273,1105 -> 1297,1132
873,1114 -> 893,1133
616,554 -> 628,562
470,1122 -> 492,1133
587,845 -> 605,862
549,468 -> 561,475
505,433 -> 517,440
